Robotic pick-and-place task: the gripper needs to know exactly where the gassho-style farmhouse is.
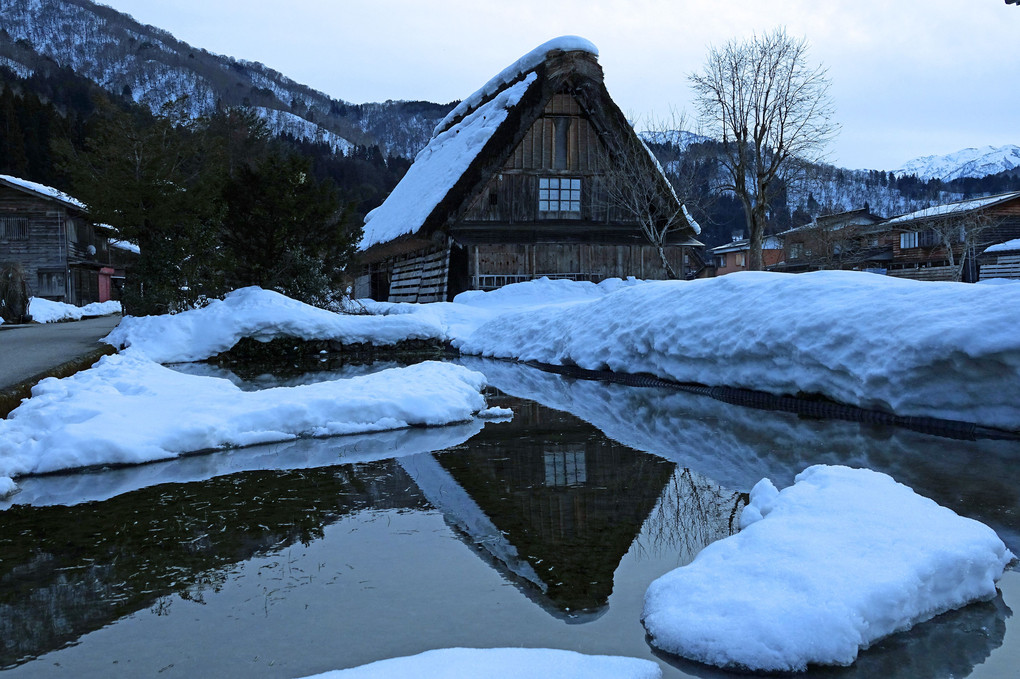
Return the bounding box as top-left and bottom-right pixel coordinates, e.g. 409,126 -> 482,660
354,37 -> 704,303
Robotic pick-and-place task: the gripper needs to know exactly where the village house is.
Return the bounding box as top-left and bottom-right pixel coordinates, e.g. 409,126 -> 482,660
709,234 -> 783,276
774,207 -> 889,273
354,37 -> 703,303
0,175 -> 133,307
881,191 -> 1020,282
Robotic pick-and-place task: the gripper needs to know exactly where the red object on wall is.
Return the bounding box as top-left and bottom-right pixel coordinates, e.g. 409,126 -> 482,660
98,267 -> 114,302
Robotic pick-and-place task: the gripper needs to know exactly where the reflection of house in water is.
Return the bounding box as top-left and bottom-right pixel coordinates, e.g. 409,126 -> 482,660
403,401 -> 675,619
0,460 -> 427,669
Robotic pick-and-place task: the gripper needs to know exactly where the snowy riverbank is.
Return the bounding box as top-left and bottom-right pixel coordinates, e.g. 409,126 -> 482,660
6,271 -> 1019,495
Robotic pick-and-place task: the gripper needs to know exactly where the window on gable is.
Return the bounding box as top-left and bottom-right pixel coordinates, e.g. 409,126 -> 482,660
544,449 -> 586,487
0,216 -> 29,241
538,177 -> 581,216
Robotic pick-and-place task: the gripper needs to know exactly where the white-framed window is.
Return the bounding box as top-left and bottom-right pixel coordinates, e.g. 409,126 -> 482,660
538,177 -> 581,214
736,252 -> 746,267
900,232 -> 919,249
715,254 -> 726,268
544,449 -> 587,487
789,242 -> 805,259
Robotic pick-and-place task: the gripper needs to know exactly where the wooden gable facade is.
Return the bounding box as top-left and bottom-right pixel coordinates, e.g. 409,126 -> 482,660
0,176 -> 130,306
356,45 -> 702,303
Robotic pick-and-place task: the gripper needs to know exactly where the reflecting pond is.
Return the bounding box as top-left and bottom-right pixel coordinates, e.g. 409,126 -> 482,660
1,358 -> 1018,678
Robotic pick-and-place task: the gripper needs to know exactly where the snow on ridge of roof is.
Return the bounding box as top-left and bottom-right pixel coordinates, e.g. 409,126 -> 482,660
682,205 -> 702,236
359,74 -> 538,251
0,174 -> 86,210
635,136 -> 701,236
433,36 -> 599,138
885,190 -> 1020,226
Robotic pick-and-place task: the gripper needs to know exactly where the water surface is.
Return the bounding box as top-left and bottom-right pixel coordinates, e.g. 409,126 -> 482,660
2,358 -> 1018,678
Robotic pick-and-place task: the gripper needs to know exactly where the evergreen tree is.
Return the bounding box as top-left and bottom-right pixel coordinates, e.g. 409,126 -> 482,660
0,85 -> 29,177
220,151 -> 358,306
58,98 -> 224,315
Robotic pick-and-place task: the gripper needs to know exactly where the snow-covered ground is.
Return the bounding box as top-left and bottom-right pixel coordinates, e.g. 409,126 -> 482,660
104,286 -> 445,363
642,465 -> 1015,672
4,272 -> 1018,499
0,354 -> 487,493
28,297 -> 121,323
456,272 -> 1020,432
298,648 -> 660,679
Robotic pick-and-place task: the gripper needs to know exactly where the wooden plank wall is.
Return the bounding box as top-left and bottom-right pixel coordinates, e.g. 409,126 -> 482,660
887,265 -> 958,282
980,255 -> 1020,280
388,247 -> 450,303
0,186 -> 69,301
505,95 -> 601,173
471,243 -> 685,289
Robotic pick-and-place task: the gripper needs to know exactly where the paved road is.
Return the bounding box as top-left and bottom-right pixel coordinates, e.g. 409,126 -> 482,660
0,315 -> 122,391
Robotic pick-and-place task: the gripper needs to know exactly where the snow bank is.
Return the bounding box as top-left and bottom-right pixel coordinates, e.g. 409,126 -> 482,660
642,465 -> 1014,672
299,648 -> 659,679
104,286 -> 445,363
2,422 -> 483,509
458,271 -> 1020,431
0,354 -> 488,492
28,297 -> 121,323
360,74 -> 536,250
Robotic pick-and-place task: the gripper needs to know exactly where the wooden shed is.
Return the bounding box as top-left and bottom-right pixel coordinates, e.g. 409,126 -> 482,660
356,37 -> 702,303
0,175 -> 131,305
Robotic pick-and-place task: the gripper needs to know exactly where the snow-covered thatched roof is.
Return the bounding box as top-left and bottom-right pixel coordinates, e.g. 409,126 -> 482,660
359,36 -> 697,254
359,73 -> 538,251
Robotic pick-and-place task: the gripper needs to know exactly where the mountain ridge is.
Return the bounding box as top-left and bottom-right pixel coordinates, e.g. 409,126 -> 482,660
895,145 -> 1020,182
0,0 -> 452,158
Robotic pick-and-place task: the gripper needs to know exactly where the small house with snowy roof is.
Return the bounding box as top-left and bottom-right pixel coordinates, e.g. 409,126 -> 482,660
774,207 -> 889,273
881,191 -> 1020,282
355,37 -> 703,302
0,174 -> 133,307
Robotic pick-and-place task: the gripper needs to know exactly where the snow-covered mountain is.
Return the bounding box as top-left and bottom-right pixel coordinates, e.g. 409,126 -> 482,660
0,0 -> 450,157
895,145 -> 1020,182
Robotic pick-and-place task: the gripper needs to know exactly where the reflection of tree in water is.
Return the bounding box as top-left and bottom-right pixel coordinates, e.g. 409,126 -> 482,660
633,467 -> 747,564
0,461 -> 426,669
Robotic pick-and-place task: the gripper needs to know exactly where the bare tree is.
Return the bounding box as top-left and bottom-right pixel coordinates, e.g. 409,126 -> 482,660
690,27 -> 837,270
905,210 -> 1004,282
597,122 -> 699,280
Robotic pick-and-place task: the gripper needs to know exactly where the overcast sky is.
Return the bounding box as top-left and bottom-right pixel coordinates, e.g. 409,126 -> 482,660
97,0 -> 1018,171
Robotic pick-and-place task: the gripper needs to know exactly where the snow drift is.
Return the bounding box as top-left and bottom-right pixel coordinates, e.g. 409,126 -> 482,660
642,465 -> 1014,672
457,271 -> 1020,431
